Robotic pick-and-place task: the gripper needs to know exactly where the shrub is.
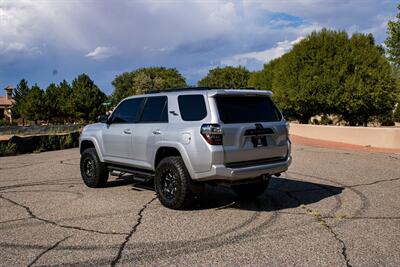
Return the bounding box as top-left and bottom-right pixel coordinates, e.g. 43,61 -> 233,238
320,115 -> 333,125
0,142 -> 17,156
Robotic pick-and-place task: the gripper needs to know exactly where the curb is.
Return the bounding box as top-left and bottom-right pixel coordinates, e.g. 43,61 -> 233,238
290,135 -> 400,154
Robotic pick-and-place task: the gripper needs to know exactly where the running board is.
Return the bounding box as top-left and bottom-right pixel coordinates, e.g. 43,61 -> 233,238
106,163 -> 155,178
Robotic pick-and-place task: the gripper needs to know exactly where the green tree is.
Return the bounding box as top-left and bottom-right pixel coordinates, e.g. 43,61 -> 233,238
336,33 -> 397,125
71,74 -> 107,122
13,79 -> 30,100
23,84 -> 46,124
11,79 -> 31,124
198,66 -> 250,88
58,80 -> 74,122
385,4 -> 400,67
248,59 -> 279,91
112,67 -> 187,103
43,83 -> 60,122
269,29 -> 397,125
272,30 -> 350,122
43,80 -> 75,123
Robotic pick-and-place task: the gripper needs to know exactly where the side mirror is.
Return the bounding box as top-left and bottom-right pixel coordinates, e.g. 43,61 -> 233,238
97,114 -> 109,124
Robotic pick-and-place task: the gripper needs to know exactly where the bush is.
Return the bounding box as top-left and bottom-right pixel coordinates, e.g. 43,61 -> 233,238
37,133 -> 77,152
0,132 -> 79,157
320,115 -> 333,125
0,142 -> 17,156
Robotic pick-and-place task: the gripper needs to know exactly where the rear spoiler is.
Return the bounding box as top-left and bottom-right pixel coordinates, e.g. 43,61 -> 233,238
208,89 -> 273,97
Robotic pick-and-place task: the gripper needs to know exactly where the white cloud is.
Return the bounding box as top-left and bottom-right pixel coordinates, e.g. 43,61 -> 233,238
221,36 -> 304,67
0,41 -> 41,59
243,0 -> 395,36
85,46 -> 115,60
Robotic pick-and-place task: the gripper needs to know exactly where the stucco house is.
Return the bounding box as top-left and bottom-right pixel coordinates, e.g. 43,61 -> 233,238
0,85 -> 14,124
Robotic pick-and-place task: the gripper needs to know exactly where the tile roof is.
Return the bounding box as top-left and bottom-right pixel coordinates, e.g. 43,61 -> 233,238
0,96 -> 13,106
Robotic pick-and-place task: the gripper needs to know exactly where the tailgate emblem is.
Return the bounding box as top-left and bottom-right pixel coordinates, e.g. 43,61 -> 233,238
255,123 -> 263,129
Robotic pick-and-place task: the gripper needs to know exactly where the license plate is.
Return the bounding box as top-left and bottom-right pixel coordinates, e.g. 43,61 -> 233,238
251,136 -> 267,148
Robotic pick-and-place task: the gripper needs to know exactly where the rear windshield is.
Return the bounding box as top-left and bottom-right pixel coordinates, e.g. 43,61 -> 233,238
215,96 -> 282,124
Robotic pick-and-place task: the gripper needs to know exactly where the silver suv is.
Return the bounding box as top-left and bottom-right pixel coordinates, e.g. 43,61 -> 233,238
79,88 -> 292,209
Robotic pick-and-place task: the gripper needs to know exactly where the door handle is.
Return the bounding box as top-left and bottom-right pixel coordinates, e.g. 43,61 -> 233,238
152,130 -> 161,135
123,129 -> 132,134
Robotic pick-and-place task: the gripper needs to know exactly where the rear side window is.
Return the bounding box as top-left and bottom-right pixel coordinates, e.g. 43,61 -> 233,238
111,98 -> 143,123
178,95 -> 207,121
139,96 -> 168,123
216,96 -> 282,124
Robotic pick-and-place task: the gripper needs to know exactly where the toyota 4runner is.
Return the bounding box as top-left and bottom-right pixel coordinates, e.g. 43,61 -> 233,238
79,88 -> 292,209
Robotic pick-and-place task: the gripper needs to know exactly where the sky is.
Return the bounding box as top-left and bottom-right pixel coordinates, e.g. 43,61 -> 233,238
0,0 -> 398,96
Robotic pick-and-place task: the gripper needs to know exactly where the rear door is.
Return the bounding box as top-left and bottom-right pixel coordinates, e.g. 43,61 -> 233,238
131,96 -> 168,169
215,95 -> 288,164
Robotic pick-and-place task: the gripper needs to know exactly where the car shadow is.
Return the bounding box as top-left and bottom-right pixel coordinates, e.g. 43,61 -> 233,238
105,175 -> 344,212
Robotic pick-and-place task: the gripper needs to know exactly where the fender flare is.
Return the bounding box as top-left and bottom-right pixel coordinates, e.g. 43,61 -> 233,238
80,136 -> 105,162
152,142 -> 196,178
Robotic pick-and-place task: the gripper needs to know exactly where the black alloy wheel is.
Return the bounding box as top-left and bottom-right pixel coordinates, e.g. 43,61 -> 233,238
159,169 -> 178,200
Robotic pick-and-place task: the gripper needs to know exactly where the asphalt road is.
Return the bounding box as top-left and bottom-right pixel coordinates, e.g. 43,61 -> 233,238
0,145 -> 399,266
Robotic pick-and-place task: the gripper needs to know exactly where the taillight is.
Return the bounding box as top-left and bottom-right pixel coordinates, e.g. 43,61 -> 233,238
200,124 -> 223,145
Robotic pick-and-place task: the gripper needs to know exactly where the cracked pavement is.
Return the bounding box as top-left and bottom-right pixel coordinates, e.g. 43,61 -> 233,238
0,145 -> 399,266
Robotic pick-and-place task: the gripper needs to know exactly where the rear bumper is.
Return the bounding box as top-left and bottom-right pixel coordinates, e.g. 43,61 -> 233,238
192,156 -> 292,181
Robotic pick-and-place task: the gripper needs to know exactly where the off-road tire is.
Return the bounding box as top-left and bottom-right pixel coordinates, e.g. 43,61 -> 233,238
232,177 -> 271,199
80,148 -> 109,188
155,156 -> 194,209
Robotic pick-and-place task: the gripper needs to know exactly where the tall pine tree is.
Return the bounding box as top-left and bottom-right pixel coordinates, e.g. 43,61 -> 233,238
12,79 -> 31,125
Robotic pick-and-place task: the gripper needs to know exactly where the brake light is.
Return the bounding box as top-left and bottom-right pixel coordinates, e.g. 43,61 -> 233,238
201,124 -> 223,145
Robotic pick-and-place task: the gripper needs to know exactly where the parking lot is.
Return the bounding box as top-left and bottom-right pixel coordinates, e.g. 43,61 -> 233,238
0,145 -> 399,266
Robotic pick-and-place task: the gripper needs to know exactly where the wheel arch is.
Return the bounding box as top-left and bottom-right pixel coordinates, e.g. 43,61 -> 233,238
154,146 -> 181,168
153,144 -> 195,177
80,137 -> 104,162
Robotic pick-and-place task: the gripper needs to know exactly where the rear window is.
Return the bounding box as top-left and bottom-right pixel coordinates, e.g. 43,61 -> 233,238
139,96 -> 168,123
216,96 -> 282,124
178,95 -> 207,121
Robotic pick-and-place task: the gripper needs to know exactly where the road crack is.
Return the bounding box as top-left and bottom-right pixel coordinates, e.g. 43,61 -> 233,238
347,177 -> 400,188
110,196 -> 157,267
27,235 -> 72,267
300,205 -> 351,267
0,194 -> 127,235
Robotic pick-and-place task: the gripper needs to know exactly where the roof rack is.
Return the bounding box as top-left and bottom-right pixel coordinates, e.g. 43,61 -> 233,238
145,87 -> 257,94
